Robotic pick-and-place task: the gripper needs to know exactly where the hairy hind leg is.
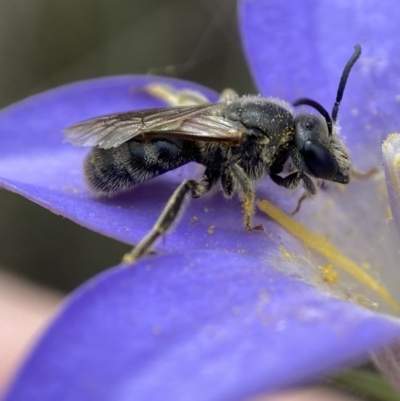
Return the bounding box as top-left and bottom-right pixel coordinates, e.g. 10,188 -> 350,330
123,180 -> 199,263
123,170 -> 219,263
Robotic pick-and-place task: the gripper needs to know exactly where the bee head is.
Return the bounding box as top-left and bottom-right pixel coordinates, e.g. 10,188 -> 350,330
291,44 -> 361,184
292,109 -> 345,182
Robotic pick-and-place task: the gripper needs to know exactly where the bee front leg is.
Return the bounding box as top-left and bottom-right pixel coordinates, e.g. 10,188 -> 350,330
291,174 -> 317,214
270,171 -> 301,190
350,167 -> 378,179
270,172 -> 316,213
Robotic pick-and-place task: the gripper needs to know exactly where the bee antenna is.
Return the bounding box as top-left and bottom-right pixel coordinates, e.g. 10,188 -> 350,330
293,98 -> 333,135
332,44 -> 362,122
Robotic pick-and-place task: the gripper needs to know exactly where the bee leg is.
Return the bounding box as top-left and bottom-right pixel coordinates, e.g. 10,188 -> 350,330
144,83 -> 238,107
270,171 -> 301,190
144,84 -> 210,106
222,164 -> 255,231
270,172 -> 316,214
218,88 -> 238,102
350,167 -> 378,179
292,193 -> 308,215
191,168 -> 221,198
221,167 -> 235,198
293,173 -> 317,213
122,179 -> 208,264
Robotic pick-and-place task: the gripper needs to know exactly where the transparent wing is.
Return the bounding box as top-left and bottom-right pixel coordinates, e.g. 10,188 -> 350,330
64,104 -> 247,149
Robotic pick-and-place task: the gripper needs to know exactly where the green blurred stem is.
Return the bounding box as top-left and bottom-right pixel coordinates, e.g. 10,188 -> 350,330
329,369 -> 400,401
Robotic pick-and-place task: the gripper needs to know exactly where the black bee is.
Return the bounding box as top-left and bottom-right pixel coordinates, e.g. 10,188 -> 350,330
64,45 -> 361,262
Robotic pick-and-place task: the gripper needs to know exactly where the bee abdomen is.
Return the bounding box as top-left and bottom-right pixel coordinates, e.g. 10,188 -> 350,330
84,139 -> 199,196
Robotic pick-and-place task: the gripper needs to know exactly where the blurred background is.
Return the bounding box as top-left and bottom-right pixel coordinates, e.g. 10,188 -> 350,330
0,0 -> 254,291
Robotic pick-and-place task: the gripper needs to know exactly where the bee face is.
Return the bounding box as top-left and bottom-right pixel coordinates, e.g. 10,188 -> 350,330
292,113 -> 348,182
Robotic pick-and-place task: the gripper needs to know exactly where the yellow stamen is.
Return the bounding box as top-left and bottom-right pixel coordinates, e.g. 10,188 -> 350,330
257,199 -> 399,311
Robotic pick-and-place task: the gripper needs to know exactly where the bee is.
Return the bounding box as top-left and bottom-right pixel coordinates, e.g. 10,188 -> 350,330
64,45 -> 361,262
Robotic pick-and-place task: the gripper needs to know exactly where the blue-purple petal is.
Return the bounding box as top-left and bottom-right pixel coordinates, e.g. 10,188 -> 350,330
4,251 -> 400,401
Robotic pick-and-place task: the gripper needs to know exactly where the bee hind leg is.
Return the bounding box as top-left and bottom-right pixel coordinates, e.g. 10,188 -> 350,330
122,175 -> 217,264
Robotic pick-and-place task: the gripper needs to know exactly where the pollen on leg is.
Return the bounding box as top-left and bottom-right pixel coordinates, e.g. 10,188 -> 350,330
243,197 -> 254,231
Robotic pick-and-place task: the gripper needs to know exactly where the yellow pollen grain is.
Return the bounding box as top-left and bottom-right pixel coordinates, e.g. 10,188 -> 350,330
279,245 -> 296,262
319,264 -> 339,284
257,199 -> 399,311
243,199 -> 252,213
208,225 -> 215,234
362,262 -> 371,270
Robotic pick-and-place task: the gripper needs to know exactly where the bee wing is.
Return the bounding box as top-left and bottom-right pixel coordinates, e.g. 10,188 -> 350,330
64,104 -> 247,149
145,116 -> 248,143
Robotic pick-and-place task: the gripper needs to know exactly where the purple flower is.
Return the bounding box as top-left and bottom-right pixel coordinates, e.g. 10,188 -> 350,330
2,1 -> 400,400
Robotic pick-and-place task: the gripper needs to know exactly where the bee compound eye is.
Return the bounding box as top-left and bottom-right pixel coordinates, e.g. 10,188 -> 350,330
301,140 -> 338,179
